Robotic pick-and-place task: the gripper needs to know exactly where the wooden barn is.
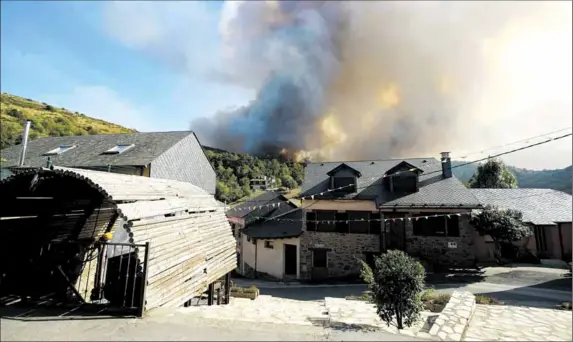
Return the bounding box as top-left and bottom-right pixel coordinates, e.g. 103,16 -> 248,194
0,166 -> 236,316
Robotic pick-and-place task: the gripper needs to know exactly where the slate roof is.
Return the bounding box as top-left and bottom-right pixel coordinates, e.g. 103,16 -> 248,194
226,191 -> 297,226
242,209 -> 303,239
0,131 -> 196,168
470,188 -> 573,225
301,158 -> 481,208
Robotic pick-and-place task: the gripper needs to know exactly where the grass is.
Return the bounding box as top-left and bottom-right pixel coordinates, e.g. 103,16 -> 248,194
230,190 -> 265,207
558,301 -> 572,310
230,285 -> 259,294
0,93 -> 136,150
475,295 -> 503,305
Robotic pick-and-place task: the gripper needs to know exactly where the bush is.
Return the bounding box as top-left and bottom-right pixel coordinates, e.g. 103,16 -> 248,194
360,250 -> 425,329
230,285 -> 259,294
6,108 -> 25,120
44,104 -> 54,111
475,295 -> 502,305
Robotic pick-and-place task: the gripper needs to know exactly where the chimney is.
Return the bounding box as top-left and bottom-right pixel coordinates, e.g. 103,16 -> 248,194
440,151 -> 452,178
18,120 -> 32,167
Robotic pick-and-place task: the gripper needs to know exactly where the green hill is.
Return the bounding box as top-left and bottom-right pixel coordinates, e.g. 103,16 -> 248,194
0,93 -> 136,149
1,93 -> 570,199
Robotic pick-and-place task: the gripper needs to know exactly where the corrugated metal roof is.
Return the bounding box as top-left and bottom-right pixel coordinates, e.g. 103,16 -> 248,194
1,166 -> 221,221
470,188 -> 573,225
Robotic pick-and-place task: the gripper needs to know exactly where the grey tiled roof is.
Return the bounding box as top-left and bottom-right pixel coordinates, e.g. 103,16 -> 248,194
301,158 -> 481,208
242,209 -> 303,239
0,131 -> 194,168
470,188 -> 573,225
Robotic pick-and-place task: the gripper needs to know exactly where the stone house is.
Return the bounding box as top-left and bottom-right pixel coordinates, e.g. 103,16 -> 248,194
298,152 -> 483,281
471,188 -> 572,263
226,191 -> 299,278
0,130 -> 216,194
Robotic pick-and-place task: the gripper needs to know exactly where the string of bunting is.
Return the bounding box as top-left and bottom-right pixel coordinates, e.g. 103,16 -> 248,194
248,211 -> 466,223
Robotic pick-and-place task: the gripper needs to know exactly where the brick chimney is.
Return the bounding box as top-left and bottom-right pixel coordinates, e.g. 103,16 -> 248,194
440,152 -> 452,178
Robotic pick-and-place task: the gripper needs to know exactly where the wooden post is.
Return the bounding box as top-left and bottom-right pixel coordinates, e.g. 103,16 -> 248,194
136,242 -> 150,318
216,283 -> 222,305
224,272 -> 231,305
207,283 -> 214,306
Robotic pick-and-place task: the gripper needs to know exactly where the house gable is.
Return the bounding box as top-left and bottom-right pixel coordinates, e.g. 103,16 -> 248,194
326,163 -> 361,194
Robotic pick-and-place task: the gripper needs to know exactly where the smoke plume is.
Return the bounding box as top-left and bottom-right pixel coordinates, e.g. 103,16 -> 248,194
191,1 -> 572,161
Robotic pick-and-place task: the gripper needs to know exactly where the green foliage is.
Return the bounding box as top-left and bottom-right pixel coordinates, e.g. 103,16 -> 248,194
452,161 -> 572,194
0,93 -> 136,150
469,158 -> 518,189
469,205 -> 532,243
361,250 -> 425,329
205,148 -> 304,203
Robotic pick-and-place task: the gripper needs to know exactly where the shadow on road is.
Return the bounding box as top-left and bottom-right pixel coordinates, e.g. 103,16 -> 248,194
0,303 -> 135,322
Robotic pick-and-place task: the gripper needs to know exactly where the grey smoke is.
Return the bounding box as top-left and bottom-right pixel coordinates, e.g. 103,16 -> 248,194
191,1 -> 571,161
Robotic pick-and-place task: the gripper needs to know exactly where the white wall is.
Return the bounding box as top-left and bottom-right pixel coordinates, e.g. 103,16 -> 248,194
240,235 -> 300,279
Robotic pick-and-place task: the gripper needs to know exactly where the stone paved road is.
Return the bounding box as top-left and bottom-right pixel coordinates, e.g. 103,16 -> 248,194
464,304 -> 573,341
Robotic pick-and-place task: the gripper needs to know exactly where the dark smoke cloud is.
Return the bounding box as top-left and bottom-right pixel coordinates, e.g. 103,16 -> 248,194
191,1 -> 572,161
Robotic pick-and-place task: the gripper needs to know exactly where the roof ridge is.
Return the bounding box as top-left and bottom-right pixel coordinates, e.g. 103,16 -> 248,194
306,157 -> 438,164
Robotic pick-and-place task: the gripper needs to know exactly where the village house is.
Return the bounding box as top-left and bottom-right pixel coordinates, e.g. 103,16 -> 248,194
298,152 -> 483,281
471,188 -> 572,263
226,191 -> 299,279
0,128 -> 216,195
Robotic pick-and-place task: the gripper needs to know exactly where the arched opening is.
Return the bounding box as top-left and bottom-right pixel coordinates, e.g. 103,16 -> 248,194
0,170 -> 144,313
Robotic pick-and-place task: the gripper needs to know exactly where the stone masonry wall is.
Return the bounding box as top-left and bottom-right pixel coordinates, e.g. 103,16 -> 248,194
300,231 -> 380,280
406,214 -> 476,267
428,291 -> 476,341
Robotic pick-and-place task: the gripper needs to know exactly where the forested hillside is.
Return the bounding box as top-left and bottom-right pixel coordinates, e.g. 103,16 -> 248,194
1,93 -> 570,201
452,161 -> 572,194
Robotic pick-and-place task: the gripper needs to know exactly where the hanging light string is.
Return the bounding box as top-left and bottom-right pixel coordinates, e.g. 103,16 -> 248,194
225,131 -> 571,212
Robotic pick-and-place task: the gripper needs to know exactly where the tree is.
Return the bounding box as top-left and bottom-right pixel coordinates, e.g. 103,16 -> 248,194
360,250 -> 425,330
469,205 -> 532,262
469,158 -> 518,189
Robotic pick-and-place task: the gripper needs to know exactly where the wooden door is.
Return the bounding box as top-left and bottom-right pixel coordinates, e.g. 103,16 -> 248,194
284,244 -> 297,276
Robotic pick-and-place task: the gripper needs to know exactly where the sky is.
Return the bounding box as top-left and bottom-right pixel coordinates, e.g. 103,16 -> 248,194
1,1 -> 571,170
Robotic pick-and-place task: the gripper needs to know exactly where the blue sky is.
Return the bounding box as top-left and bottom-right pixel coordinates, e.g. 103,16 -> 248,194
1,0 -> 252,132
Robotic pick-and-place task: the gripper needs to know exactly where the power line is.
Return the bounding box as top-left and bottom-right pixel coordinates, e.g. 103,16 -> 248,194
456,127 -> 572,159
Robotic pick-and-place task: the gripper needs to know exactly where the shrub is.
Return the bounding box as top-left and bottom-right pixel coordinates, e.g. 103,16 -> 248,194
44,104 -> 54,111
475,295 -> 502,305
230,285 -> 259,294
6,108 -> 24,120
361,250 -> 425,329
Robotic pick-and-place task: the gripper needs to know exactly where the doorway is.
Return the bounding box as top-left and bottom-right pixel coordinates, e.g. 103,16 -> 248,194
311,248 -> 329,281
284,244 -> 297,277
384,214 -> 406,251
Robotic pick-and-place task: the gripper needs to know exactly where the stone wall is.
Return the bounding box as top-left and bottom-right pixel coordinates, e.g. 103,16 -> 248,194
406,215 -> 476,267
429,291 -> 476,341
299,231 -> 380,280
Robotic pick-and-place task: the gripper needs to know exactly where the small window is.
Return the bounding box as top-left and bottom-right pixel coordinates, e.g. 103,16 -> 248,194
102,144 -> 135,155
446,215 -> 460,237
369,213 -> 381,235
413,214 -> 446,236
333,177 -> 356,193
335,212 -> 349,233
264,241 -> 274,249
313,249 -> 328,268
306,212 -> 317,231
43,145 -> 76,156
316,211 -> 337,232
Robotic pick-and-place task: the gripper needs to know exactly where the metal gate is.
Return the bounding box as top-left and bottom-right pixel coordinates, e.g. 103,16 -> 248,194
0,240 -> 150,317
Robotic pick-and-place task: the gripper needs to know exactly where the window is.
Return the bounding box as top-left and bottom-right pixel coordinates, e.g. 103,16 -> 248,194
391,174 -> 418,193
306,212 -> 317,231
446,215 -> 460,237
349,211 -> 369,234
264,241 -> 274,249
335,212 -> 349,233
43,145 -> 77,156
316,211 -> 337,233
369,213 -> 381,235
413,213 -> 460,237
313,249 -> 328,268
333,177 -> 356,193
102,144 -> 135,155
413,215 -> 446,236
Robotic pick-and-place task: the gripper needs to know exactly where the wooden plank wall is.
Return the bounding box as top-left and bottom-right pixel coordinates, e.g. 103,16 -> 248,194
128,208 -> 237,311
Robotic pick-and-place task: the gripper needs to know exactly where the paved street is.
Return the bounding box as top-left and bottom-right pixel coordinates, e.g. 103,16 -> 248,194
232,264 -> 572,308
